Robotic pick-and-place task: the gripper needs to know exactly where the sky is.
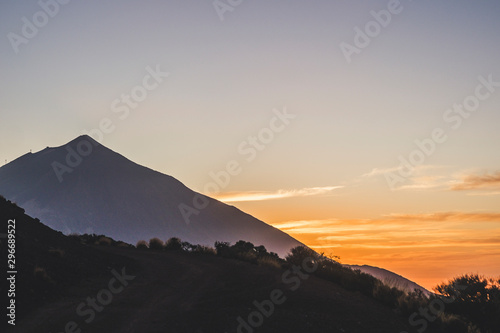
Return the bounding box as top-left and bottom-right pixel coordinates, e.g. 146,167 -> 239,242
1,0 -> 500,291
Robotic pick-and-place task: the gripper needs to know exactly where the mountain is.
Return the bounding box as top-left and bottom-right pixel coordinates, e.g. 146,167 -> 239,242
346,264 -> 430,295
0,135 -> 302,256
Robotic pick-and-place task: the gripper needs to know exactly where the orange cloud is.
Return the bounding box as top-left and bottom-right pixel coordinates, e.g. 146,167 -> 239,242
269,212 -> 500,290
212,186 -> 343,203
451,170 -> 500,191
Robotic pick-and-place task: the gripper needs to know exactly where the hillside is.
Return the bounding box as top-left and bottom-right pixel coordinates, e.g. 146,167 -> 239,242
1,198 -> 425,333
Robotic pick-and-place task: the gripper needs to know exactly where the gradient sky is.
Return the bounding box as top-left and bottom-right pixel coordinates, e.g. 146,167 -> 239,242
1,0 -> 500,290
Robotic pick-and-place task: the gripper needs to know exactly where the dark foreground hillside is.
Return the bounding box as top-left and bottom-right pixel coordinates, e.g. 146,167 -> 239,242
1,197 -> 424,333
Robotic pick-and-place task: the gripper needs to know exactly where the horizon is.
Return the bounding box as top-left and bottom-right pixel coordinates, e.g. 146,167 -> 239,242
2,0 -> 500,293
4,133 -> 499,291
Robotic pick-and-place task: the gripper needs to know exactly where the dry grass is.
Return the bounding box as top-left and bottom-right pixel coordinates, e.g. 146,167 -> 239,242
257,256 -> 282,269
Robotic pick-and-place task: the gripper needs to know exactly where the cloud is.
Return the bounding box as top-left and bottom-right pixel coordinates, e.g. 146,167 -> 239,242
362,167 -> 500,193
360,165 -> 457,192
362,165 -> 449,179
361,167 -> 401,178
212,186 -> 344,203
382,212 -> 500,222
451,171 -> 500,191
270,212 -> 500,250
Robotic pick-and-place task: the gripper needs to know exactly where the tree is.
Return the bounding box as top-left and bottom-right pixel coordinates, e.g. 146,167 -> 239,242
214,241 -> 230,256
149,238 -> 164,251
165,237 -> 182,251
136,240 -> 148,250
285,246 -> 319,266
435,274 -> 500,332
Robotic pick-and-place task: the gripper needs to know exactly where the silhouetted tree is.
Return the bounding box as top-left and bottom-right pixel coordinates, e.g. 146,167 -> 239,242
435,274 -> 500,332
214,241 -> 231,256
285,245 -> 319,266
232,240 -> 255,254
136,240 -> 148,250
180,241 -> 193,251
149,238 -> 164,251
165,237 -> 182,251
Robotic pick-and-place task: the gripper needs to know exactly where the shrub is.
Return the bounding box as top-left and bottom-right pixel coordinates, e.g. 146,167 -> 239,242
285,246 -> 320,267
96,236 -> 112,246
215,241 -> 231,256
193,245 -> 216,255
165,237 -> 183,251
437,313 -> 470,333
396,289 -> 428,315
372,281 -> 404,307
232,240 -> 255,254
257,256 -> 282,269
236,250 -> 257,263
149,237 -> 165,251
136,240 -> 148,250
181,241 -> 196,252
434,274 -> 500,332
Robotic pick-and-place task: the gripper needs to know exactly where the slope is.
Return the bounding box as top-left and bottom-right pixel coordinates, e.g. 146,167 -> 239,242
0,135 -> 302,256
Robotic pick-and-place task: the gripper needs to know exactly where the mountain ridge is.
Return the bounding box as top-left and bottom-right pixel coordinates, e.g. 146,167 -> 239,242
0,135 -> 303,256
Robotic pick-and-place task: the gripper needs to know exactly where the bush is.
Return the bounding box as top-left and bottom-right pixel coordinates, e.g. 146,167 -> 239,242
149,238 -> 165,251
285,246 -> 320,267
165,237 -> 182,251
257,256 -> 282,269
372,281 -> 404,307
136,240 -> 148,250
192,245 -> 216,255
181,241 -> 196,252
96,236 -> 112,246
396,289 -> 428,315
434,274 -> 500,332
215,241 -> 231,256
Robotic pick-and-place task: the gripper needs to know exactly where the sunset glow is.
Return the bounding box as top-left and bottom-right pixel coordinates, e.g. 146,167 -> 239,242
2,0 -> 500,294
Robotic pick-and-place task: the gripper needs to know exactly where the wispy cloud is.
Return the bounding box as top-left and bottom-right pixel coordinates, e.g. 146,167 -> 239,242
360,165 -> 456,191
212,186 -> 343,203
272,212 -> 500,290
271,212 -> 500,248
361,167 -> 401,178
362,166 -> 500,194
451,170 -> 500,191
362,165 -> 449,179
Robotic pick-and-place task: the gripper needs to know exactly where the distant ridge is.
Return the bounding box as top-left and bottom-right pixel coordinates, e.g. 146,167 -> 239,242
346,264 -> 430,295
0,135 -> 303,256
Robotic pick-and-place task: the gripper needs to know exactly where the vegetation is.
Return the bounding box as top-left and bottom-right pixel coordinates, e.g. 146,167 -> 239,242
136,240 -> 148,250
67,230 -> 499,332
434,275 -> 500,333
165,237 -> 183,251
148,237 -> 164,250
214,240 -> 282,265
283,245 -> 499,333
68,233 -> 133,248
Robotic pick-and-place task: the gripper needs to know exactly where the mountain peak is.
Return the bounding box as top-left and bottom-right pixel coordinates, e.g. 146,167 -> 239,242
67,134 -> 102,148
0,136 -> 303,256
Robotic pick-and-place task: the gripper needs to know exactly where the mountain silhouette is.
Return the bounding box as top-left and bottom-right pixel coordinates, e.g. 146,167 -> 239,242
0,135 -> 302,255
346,264 -> 430,295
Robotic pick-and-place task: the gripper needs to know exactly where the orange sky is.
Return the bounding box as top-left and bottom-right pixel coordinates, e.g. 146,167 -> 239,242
212,171 -> 500,291
2,0 -> 500,295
